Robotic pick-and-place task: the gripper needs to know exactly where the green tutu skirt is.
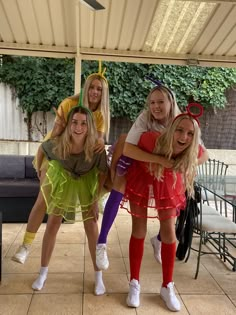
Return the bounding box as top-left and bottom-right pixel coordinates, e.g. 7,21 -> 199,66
41,160 -> 99,222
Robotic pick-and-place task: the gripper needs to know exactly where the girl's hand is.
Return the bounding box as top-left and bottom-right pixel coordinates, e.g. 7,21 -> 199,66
37,170 -> 41,180
53,106 -> 66,130
157,156 -> 175,168
94,138 -> 105,153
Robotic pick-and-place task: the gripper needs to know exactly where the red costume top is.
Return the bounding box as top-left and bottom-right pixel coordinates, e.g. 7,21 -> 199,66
121,131 -> 203,220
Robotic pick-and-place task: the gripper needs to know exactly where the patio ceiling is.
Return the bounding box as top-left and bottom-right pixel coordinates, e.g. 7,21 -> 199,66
0,0 -> 236,68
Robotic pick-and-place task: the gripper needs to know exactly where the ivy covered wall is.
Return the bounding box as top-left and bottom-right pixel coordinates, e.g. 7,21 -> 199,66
0,56 -> 236,148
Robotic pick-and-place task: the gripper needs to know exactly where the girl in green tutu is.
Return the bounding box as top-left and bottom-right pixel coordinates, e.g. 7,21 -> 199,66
32,105 -> 108,295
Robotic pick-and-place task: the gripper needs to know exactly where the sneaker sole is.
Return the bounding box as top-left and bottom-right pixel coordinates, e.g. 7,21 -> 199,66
11,256 -> 25,264
160,293 -> 181,312
126,297 -> 140,308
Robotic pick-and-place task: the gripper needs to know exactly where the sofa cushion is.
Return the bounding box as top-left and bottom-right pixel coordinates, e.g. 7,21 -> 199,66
0,155 -> 25,179
0,179 -> 39,197
25,156 -> 38,178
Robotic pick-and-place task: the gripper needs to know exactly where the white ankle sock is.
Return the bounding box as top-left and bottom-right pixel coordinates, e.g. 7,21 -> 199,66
32,266 -> 48,291
94,270 -> 105,295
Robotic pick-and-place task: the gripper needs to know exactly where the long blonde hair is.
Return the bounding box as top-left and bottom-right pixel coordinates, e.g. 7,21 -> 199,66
145,85 -> 181,125
152,115 -> 201,197
52,106 -> 97,162
83,74 -> 110,142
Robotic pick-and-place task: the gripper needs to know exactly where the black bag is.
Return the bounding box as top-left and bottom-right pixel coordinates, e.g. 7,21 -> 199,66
176,184 -> 200,260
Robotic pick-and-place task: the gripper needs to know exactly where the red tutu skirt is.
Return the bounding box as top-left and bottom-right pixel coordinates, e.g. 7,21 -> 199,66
120,161 -> 186,220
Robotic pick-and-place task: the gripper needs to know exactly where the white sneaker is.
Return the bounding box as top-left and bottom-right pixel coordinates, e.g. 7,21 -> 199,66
126,279 -> 140,308
12,245 -> 30,264
150,236 -> 162,264
96,244 -> 109,270
160,282 -> 181,312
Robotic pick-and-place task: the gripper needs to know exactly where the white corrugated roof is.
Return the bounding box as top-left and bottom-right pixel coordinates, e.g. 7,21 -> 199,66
0,0 -> 236,67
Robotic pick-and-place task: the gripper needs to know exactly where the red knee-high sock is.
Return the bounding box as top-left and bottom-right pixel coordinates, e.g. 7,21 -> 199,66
129,235 -> 145,281
161,242 -> 176,287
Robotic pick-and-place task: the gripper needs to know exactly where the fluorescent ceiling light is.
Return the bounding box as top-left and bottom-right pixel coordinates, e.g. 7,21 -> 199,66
79,0 -> 105,11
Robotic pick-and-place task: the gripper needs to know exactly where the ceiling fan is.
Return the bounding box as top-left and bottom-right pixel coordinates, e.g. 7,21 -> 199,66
79,0 -> 105,10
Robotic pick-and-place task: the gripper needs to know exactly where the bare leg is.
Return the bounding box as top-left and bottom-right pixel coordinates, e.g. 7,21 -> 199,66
12,170 -> 48,264
26,169 -> 47,233
83,218 -> 99,270
32,214 -> 62,290
83,216 -> 105,295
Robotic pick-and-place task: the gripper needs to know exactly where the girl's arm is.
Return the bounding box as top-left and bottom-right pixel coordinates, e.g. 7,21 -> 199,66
198,147 -> 209,165
94,131 -> 105,153
36,145 -> 45,179
123,142 -> 174,169
51,106 -> 67,138
110,134 -> 127,181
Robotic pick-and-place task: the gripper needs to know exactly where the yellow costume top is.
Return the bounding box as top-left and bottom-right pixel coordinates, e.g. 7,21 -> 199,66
44,97 -> 105,141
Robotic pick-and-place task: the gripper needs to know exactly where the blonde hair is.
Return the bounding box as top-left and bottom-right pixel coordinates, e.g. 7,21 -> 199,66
52,106 -> 97,162
152,115 -> 201,197
145,85 -> 181,125
83,74 -> 110,142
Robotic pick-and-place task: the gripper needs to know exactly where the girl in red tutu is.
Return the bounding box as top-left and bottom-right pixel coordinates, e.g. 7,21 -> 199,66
122,105 -> 205,311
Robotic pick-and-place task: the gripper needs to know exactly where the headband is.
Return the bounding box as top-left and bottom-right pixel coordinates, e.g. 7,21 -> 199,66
145,76 -> 175,99
173,102 -> 203,126
67,90 -> 92,119
86,60 -> 108,85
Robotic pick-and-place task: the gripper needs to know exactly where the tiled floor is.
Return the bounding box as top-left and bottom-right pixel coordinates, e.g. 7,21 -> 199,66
1,208 -> 236,315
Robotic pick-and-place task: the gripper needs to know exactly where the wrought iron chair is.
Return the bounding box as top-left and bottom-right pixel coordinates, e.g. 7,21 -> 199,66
186,184 -> 236,279
197,158 -> 229,214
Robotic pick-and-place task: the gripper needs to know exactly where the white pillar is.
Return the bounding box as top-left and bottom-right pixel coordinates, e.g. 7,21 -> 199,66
74,56 -> 82,93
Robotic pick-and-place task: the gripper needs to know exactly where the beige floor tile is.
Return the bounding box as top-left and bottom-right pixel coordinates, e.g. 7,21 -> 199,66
2,242 -> 12,257
46,256 -> 84,273
201,255 -> 234,274
212,273 -> 236,294
2,223 -> 24,233
174,272 -> 224,294
135,294 -> 188,315
34,273 -> 83,294
8,240 -> 84,258
0,294 -> 32,315
0,274 -> 34,294
28,293 -> 82,315
3,257 -> 42,273
120,243 -> 129,258
2,232 -> 18,244
182,295 -> 236,315
4,255 -> 84,274
228,294 -> 236,306
83,293 -> 135,315
38,230 -> 85,243
1,211 -> 235,315
138,274 -> 162,294
84,272 -> 129,293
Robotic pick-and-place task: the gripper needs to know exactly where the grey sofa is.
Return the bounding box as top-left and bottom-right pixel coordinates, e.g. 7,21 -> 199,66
0,154 -> 47,223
